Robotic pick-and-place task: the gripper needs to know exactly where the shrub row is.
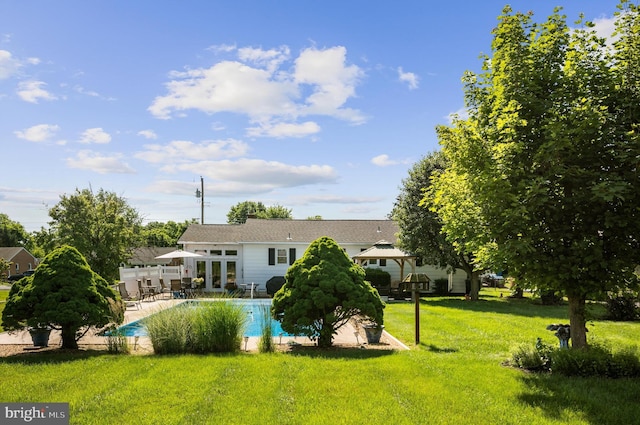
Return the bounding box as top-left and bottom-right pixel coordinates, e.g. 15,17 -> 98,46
510,339 -> 640,378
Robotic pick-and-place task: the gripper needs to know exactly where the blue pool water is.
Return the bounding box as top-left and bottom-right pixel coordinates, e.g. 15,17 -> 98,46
112,299 -> 290,337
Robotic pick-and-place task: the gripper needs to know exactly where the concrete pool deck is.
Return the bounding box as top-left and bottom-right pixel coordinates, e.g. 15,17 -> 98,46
0,296 -> 409,353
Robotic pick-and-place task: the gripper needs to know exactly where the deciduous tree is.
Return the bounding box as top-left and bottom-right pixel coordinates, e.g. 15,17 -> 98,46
226,201 -> 293,224
48,188 -> 142,282
431,3 -> 640,348
0,213 -> 29,247
392,151 -> 482,299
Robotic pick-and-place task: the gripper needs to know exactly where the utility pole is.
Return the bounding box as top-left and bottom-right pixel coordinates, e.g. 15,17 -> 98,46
195,176 -> 204,224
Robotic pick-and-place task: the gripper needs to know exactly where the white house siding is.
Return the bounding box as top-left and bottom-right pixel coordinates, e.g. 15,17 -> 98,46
182,233 -> 468,294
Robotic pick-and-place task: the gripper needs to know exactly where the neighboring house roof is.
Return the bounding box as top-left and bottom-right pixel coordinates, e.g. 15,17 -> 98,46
128,247 -> 177,266
178,219 -> 400,245
0,247 -> 26,261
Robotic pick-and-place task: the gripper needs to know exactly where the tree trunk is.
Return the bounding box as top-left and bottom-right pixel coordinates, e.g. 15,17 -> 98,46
317,319 -> 334,348
469,270 -> 481,301
568,294 -> 588,349
61,325 -> 78,349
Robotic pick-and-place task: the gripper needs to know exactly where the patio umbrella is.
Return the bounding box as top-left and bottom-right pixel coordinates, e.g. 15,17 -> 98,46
155,250 -> 202,281
154,249 -> 202,259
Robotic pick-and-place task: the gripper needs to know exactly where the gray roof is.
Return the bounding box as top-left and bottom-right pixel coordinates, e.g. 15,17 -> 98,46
128,247 -> 176,266
0,247 -> 30,261
179,219 -> 399,245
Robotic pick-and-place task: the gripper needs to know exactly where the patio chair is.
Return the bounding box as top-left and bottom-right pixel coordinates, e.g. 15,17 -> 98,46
118,281 -> 140,310
159,278 -> 172,300
137,279 -> 156,302
170,279 -> 185,299
182,277 -> 195,298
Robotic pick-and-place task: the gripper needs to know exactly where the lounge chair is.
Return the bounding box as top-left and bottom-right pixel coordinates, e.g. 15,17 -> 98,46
118,281 -> 141,310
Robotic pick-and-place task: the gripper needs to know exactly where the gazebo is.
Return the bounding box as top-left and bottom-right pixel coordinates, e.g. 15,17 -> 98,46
352,240 -> 418,287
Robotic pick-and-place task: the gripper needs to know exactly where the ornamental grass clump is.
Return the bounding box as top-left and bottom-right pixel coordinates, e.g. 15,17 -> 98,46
106,327 -> 130,354
145,305 -> 192,354
190,301 -> 246,353
145,301 -> 246,354
257,303 -> 275,353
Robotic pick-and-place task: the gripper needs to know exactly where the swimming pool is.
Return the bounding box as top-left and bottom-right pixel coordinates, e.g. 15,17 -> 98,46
111,299 -> 290,338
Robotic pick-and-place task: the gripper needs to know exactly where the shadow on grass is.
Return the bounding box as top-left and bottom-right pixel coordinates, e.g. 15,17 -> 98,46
0,347 -> 114,364
517,373 -> 640,424
420,343 -> 458,353
287,345 -> 398,360
416,296 -> 573,320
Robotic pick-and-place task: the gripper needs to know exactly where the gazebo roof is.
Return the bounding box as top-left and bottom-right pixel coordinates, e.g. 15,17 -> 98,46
352,240 -> 416,260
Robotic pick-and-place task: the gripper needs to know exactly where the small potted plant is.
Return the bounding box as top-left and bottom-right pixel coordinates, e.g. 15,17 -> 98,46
224,282 -> 238,294
361,317 -> 385,344
28,324 -> 52,347
192,277 -> 204,288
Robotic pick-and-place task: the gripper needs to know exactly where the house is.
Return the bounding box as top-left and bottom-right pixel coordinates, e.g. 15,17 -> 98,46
177,218 -> 467,294
0,247 -> 38,280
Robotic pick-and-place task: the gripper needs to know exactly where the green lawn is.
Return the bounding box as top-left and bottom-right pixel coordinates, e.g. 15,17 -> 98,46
1,289 -> 640,424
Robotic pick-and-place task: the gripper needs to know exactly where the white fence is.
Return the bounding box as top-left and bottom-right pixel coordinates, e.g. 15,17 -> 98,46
118,265 -> 183,296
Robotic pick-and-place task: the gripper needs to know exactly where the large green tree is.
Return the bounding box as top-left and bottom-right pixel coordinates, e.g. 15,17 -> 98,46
0,213 -> 29,247
392,151 -> 482,299
139,220 -> 196,247
226,201 -> 293,224
48,188 -> 142,282
2,245 -> 124,349
272,236 -> 384,348
431,3 -> 640,348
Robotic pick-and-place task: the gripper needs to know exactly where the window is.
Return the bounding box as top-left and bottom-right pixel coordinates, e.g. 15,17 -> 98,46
277,249 -> 287,264
211,250 -> 222,256
380,259 -> 386,267
225,250 -> 237,256
369,259 -> 378,265
268,248 -> 297,265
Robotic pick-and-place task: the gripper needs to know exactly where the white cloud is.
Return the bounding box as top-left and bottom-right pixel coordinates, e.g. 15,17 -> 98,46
371,154 -> 411,167
16,80 -> 57,103
79,127 -> 111,144
14,124 -> 60,142
238,45 -> 290,72
66,150 -> 135,174
398,67 -> 419,90
182,158 -> 338,188
138,129 -> 158,139
134,139 -> 249,164
149,60 -> 298,120
294,46 -> 365,123
207,43 -> 237,54
246,121 -> 320,138
290,194 -> 382,205
149,45 -> 366,131
145,156 -> 338,194
446,107 -> 469,123
591,15 -> 617,42
0,50 -> 21,79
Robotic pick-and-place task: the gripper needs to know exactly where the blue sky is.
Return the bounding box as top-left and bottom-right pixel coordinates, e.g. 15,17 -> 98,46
0,1 -> 623,232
